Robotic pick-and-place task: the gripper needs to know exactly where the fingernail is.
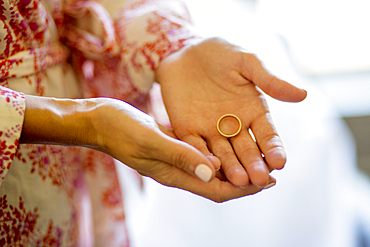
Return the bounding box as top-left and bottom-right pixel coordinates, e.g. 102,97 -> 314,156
206,155 -> 221,171
266,147 -> 286,170
301,89 -> 308,99
263,181 -> 276,190
195,164 -> 213,182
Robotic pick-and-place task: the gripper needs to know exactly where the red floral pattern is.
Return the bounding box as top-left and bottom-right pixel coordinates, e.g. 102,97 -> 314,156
0,134 -> 18,172
0,0 -> 197,246
0,195 -> 63,246
63,0 -> 198,111
0,87 -> 24,181
15,145 -> 83,200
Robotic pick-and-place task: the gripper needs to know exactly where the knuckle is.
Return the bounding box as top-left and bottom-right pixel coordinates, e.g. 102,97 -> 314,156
169,149 -> 189,170
259,134 -> 283,150
238,149 -> 262,167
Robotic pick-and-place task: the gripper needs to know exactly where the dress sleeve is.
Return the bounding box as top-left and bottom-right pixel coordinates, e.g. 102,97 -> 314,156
113,0 -> 200,92
0,86 -> 25,186
59,0 -> 199,101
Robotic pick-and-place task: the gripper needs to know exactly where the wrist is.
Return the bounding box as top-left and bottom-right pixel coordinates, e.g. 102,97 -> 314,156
20,95 -> 99,148
155,38 -> 203,84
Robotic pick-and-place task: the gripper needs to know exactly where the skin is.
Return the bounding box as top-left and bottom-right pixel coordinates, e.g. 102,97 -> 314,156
156,37 -> 307,188
20,95 -> 272,202
18,37 -> 306,202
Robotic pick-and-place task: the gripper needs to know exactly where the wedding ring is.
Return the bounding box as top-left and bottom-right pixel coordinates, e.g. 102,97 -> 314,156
217,114 -> 242,138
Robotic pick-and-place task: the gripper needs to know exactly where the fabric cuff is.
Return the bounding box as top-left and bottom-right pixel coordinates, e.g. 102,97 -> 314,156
0,86 -> 25,185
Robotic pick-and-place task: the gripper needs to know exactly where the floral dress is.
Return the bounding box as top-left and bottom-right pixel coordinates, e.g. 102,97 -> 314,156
0,0 -> 197,246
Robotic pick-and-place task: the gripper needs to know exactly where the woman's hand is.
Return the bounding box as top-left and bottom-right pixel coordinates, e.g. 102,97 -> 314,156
156,37 -> 307,188
91,98 -> 276,202
20,95 -> 272,202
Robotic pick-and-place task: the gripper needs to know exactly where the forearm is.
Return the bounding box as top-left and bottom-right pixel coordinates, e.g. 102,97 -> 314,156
20,95 -> 98,148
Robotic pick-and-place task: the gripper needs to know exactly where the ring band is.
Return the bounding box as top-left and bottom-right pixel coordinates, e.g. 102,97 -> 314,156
217,114 -> 242,138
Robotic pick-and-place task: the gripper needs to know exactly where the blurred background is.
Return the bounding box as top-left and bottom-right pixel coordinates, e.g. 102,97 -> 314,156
121,0 -> 370,246
192,0 -> 370,172
254,0 -> 370,174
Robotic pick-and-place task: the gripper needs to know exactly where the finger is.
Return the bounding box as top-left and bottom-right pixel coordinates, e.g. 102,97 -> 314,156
158,125 -> 221,171
267,164 -> 275,173
151,131 -> 216,183
250,113 -> 286,170
207,155 -> 221,171
157,123 -> 177,138
230,129 -> 270,187
152,164 -> 273,203
181,134 -> 221,170
240,53 -> 307,102
207,136 -> 249,187
215,170 -> 227,181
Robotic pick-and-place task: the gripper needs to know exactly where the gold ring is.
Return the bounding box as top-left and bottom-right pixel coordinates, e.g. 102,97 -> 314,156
217,114 -> 242,138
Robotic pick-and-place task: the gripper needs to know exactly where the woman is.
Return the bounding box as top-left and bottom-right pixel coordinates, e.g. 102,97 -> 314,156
0,0 -> 305,245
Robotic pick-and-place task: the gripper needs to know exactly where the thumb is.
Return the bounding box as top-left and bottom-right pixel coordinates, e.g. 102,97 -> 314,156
241,53 -> 307,102
154,131 -> 216,183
